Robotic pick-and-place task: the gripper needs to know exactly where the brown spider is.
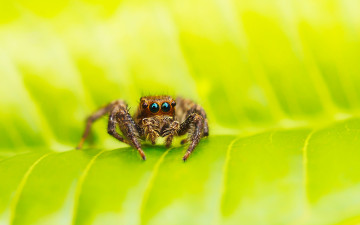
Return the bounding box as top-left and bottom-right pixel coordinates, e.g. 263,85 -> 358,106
76,96 -> 209,161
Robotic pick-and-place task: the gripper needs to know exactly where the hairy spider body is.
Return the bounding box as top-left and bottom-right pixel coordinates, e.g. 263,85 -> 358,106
77,96 -> 209,161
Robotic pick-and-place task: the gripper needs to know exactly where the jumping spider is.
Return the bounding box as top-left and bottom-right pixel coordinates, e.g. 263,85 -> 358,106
77,96 -> 209,161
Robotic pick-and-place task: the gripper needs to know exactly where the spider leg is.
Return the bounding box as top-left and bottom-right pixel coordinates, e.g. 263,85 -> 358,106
77,100 -> 146,160
165,136 -> 174,148
203,117 -> 209,137
110,101 -> 146,160
178,113 -> 205,161
196,106 -> 209,136
76,101 -> 117,149
107,113 -> 129,144
176,97 -> 209,137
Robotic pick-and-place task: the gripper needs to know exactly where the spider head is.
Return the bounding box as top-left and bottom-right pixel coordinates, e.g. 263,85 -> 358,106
139,95 -> 176,118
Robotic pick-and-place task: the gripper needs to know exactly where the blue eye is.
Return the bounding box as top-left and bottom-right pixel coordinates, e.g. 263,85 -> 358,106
161,102 -> 171,112
149,103 -> 159,113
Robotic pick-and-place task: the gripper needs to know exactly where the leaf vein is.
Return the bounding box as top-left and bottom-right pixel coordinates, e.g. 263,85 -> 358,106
219,136 -> 242,213
9,152 -> 53,224
302,130 -> 316,200
298,129 -> 317,223
71,149 -> 107,225
139,147 -> 173,224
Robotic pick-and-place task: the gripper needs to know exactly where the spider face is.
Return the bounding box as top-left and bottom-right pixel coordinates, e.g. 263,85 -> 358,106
139,96 -> 176,119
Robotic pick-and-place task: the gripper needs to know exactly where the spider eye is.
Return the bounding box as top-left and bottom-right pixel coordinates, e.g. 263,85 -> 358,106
161,102 -> 171,112
142,102 -> 148,109
149,103 -> 159,113
171,101 -> 176,107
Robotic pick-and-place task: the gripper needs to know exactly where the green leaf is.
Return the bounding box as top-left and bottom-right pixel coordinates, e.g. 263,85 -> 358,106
1,118 -> 360,224
1,0 -> 360,224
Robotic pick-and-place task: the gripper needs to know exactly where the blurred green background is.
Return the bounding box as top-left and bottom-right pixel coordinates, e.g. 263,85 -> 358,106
1,0 -> 360,225
1,0 -> 360,152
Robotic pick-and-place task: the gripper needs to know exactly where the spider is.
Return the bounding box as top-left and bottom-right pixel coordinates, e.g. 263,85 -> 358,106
76,96 -> 209,161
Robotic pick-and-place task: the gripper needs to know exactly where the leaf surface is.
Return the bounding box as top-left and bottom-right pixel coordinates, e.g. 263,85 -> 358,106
1,119 -> 360,224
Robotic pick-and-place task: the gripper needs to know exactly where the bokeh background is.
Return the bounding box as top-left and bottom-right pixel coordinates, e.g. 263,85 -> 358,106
1,0 -> 360,153
2,1 -> 360,225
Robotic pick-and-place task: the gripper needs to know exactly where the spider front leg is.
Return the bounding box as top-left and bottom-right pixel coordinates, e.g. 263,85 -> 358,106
77,100 -> 146,160
109,102 -> 146,160
178,113 -> 205,161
